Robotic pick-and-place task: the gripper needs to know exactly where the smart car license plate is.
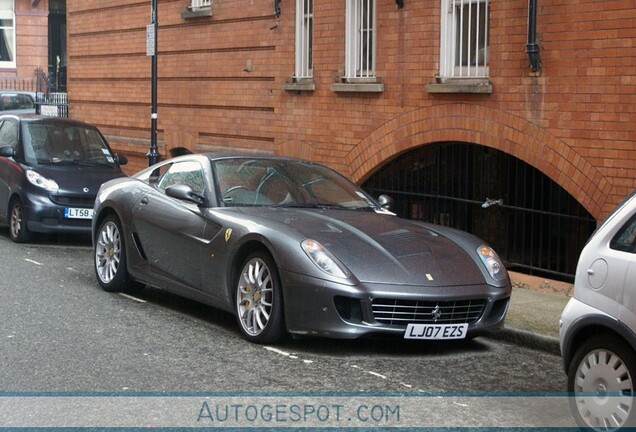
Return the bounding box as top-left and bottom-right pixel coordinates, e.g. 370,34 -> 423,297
404,323 -> 468,340
64,208 -> 94,219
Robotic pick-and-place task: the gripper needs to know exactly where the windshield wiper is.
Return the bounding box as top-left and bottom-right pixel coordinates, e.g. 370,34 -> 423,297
79,160 -> 114,168
272,203 -> 320,209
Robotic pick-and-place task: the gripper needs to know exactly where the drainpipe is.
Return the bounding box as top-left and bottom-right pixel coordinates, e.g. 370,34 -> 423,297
525,0 -> 541,72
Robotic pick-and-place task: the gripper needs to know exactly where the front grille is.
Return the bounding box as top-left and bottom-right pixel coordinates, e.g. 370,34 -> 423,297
49,195 -> 96,208
372,298 -> 487,328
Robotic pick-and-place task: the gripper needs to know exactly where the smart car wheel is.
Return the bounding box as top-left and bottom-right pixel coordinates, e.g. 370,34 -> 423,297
235,252 -> 285,344
9,199 -> 31,243
94,215 -> 143,294
568,334 -> 636,431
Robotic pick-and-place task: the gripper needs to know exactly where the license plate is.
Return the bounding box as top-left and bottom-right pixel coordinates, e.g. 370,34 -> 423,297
404,323 -> 468,340
64,207 -> 94,220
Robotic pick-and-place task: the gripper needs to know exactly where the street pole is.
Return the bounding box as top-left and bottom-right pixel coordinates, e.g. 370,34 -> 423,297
147,0 -> 160,166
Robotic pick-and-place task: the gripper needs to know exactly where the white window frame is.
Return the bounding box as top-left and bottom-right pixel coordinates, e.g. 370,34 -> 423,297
0,0 -> 15,69
294,0 -> 313,79
439,0 -> 489,80
189,0 -> 211,9
345,0 -> 376,80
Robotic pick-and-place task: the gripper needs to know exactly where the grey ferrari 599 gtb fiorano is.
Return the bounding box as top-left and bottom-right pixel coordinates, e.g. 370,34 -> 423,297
92,153 -> 511,344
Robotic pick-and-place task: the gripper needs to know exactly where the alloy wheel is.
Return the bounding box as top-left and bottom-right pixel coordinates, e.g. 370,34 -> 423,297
9,202 -> 22,239
95,220 -> 122,285
237,257 -> 274,337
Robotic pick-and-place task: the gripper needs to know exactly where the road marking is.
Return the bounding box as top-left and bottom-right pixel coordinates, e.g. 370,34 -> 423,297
119,293 -> 147,303
351,365 -> 387,380
24,258 -> 43,266
264,346 -> 314,364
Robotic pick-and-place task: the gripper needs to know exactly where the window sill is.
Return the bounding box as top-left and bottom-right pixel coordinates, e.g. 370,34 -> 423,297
425,78 -> 492,94
282,79 -> 315,92
331,80 -> 384,93
181,7 -> 212,19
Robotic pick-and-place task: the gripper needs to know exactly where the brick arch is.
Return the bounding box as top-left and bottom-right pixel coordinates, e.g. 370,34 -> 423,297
346,104 -> 612,220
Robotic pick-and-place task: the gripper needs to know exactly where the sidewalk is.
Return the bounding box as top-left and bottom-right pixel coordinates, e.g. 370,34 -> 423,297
485,271 -> 573,354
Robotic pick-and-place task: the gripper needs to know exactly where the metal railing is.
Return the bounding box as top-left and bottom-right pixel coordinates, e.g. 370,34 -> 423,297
37,92 -> 68,118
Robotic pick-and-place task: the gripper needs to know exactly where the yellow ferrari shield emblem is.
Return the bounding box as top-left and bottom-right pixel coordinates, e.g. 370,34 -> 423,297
225,228 -> 232,242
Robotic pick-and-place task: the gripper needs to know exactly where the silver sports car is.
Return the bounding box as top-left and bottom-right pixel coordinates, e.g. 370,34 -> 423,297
92,153 -> 511,343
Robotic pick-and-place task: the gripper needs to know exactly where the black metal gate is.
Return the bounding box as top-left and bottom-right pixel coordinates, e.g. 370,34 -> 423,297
362,142 -> 597,280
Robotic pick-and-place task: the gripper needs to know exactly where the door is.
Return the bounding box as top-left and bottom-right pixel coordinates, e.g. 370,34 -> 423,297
132,160 -> 210,290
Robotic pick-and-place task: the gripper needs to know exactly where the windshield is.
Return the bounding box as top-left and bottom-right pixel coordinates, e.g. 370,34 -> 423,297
213,158 -> 379,210
21,122 -> 117,167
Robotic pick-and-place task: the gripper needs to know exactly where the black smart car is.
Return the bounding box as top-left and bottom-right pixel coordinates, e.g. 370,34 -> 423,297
0,115 -> 127,243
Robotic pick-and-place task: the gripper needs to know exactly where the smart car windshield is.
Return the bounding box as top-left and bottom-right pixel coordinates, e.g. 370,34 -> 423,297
21,122 -> 117,167
214,158 -> 379,210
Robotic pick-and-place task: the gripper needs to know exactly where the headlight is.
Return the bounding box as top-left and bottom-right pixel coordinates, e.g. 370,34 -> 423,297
477,245 -> 506,282
301,239 -> 350,279
26,170 -> 59,192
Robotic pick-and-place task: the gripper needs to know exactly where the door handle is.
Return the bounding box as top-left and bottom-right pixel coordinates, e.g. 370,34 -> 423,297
587,269 -> 594,275
141,197 -> 149,205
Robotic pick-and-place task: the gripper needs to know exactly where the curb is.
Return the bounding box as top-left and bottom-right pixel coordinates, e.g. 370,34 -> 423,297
484,326 -> 561,356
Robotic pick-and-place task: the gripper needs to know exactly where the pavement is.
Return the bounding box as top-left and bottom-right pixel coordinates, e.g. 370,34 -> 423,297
486,271 -> 572,355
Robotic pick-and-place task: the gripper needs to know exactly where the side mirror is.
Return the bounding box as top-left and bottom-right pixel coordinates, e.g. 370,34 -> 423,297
166,183 -> 208,207
378,194 -> 394,211
0,146 -> 14,158
116,154 -> 128,165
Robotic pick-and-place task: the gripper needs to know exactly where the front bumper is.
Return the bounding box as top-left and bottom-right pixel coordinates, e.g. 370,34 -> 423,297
281,271 -> 510,339
22,190 -> 94,234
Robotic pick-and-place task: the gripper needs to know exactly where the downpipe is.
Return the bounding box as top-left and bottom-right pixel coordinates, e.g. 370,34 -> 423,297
526,0 -> 541,72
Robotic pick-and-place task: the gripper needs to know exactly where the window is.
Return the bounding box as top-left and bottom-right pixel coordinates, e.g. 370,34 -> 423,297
611,214 -> 636,254
189,0 -> 211,9
440,0 -> 489,80
0,0 -> 14,68
157,161 -> 206,195
345,0 -> 376,80
294,0 -> 313,79
0,118 -> 17,150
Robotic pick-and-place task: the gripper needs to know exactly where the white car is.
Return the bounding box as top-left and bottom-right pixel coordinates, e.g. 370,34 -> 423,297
0,90 -> 36,114
560,190 -> 636,430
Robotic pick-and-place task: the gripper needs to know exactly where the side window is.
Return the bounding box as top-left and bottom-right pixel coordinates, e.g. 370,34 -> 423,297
0,118 -> 18,150
611,214 -> 636,253
156,160 -> 206,195
18,94 -> 33,109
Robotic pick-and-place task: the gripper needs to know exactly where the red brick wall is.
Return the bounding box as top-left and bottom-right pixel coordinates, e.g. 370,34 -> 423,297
67,0 -> 636,220
0,1 -> 48,85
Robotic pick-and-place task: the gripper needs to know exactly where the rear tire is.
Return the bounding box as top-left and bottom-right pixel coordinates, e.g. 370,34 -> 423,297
94,215 -> 143,294
235,251 -> 285,344
9,199 -> 31,243
568,334 -> 636,431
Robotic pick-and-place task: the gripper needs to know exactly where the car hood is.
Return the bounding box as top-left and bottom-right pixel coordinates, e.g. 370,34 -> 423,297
238,208 -> 485,286
31,164 -> 125,196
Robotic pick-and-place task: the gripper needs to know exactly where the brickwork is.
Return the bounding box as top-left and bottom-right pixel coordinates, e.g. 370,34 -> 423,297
0,1 -> 48,85
66,0 -> 636,221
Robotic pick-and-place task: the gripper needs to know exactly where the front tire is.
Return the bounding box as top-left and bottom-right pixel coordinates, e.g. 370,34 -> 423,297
235,252 -> 285,344
9,199 -> 31,243
94,215 -> 143,294
568,334 -> 636,431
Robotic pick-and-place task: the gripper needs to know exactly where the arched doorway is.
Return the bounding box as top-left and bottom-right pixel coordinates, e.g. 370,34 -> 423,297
362,142 -> 597,280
